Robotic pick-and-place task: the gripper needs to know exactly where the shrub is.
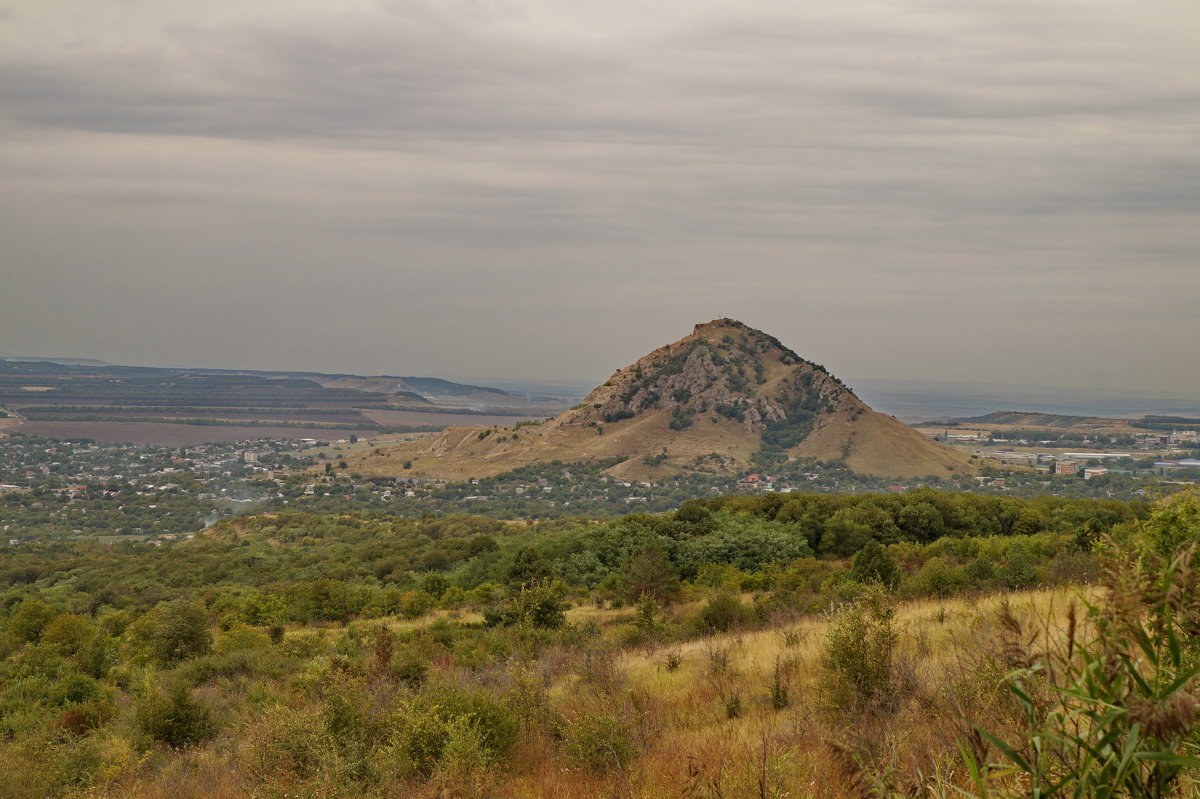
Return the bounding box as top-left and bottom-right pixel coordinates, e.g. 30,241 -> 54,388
909,556 -> 967,598
997,542 -> 1038,589
40,614 -> 96,657
7,599 -> 58,642
279,630 -> 328,659
819,586 -> 899,715
135,681 -> 216,747
244,706 -> 332,783
695,592 -> 751,634
125,600 -> 212,667
397,590 -> 437,620
389,648 -> 428,689
49,673 -> 103,707
1138,491 -> 1200,557
563,711 -> 636,772
483,583 -> 567,630
215,624 -> 271,653
388,684 -> 519,777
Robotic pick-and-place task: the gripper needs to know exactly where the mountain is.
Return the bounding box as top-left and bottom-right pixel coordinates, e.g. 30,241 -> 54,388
350,319 -> 976,480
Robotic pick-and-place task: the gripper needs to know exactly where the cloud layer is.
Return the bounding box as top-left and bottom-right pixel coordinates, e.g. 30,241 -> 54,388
2,0 -> 1197,391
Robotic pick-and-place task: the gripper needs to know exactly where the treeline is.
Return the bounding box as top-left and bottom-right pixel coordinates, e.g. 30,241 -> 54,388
0,491 -> 1148,621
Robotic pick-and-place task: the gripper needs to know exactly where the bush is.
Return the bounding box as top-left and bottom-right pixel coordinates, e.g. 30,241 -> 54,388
909,556 -> 967,598
997,542 -> 1038,589
1137,491 -> 1200,558
125,600 -> 212,667
483,583 -> 567,630
849,541 -> 900,589
279,630 -> 328,659
819,586 -> 899,715
7,599 -> 58,643
388,684 -> 519,778
135,681 -> 216,747
389,648 -> 428,688
563,711 -> 636,772
695,592 -> 751,634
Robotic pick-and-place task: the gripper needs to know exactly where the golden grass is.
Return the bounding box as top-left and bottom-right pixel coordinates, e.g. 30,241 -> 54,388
88,587 -> 1095,799
491,587 -> 1088,799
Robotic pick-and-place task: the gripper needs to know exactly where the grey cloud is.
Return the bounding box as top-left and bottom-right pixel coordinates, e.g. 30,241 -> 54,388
0,0 -> 1196,391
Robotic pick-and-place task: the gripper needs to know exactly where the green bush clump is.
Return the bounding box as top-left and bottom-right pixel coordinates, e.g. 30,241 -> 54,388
849,540 -> 900,589
389,648 -> 428,688
819,586 -> 900,715
388,684 -> 519,777
695,592 -> 752,634
125,600 -> 212,667
483,583 -> 568,630
563,711 -> 636,772
134,681 -> 216,747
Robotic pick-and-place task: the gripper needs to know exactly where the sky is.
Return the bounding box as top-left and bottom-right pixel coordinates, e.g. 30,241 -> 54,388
1,0 -> 1197,394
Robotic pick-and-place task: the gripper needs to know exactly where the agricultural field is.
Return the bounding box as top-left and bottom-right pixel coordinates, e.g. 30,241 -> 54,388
0,360 -> 553,445
12,421 -> 381,446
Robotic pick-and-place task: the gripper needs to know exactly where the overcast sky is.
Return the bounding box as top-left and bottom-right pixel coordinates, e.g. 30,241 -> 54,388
1,0 -> 1197,393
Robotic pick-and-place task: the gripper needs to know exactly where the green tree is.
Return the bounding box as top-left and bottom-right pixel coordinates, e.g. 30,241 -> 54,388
849,540 -> 900,590
1138,492 -> 1200,557
619,544 -> 681,604
7,598 -> 58,642
40,613 -> 96,657
506,547 -> 553,590
896,502 -> 945,543
126,600 -> 212,667
820,511 -> 874,557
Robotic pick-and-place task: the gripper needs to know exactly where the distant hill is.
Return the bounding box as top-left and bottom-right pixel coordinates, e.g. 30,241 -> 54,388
947,410 -> 1200,433
0,356 -> 113,367
350,319 -> 977,480
949,411 -> 1111,429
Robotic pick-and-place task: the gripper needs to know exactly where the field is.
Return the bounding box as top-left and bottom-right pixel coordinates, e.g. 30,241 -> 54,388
0,360 -> 555,445
360,408 -> 549,429
11,420 -> 381,446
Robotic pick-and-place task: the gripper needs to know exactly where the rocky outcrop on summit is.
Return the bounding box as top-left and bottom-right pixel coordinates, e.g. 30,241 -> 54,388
538,319 -> 874,458
350,319 -> 977,480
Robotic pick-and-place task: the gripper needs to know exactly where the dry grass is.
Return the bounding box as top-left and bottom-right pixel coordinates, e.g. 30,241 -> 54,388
84,587 -> 1092,799
488,588 -> 1082,798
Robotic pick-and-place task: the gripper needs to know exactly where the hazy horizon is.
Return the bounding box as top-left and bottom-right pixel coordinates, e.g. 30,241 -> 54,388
2,1 -> 1197,393
6,349 -> 1199,421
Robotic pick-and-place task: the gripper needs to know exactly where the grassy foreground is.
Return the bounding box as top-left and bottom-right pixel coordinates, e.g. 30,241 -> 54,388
3,492 -> 1198,798
10,583 -> 1173,799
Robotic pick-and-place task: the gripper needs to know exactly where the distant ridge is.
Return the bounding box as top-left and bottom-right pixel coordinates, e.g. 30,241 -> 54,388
350,319 -> 977,480
0,356 -> 113,367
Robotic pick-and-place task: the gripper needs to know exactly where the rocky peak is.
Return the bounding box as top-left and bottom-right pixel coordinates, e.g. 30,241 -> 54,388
559,319 -> 860,440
